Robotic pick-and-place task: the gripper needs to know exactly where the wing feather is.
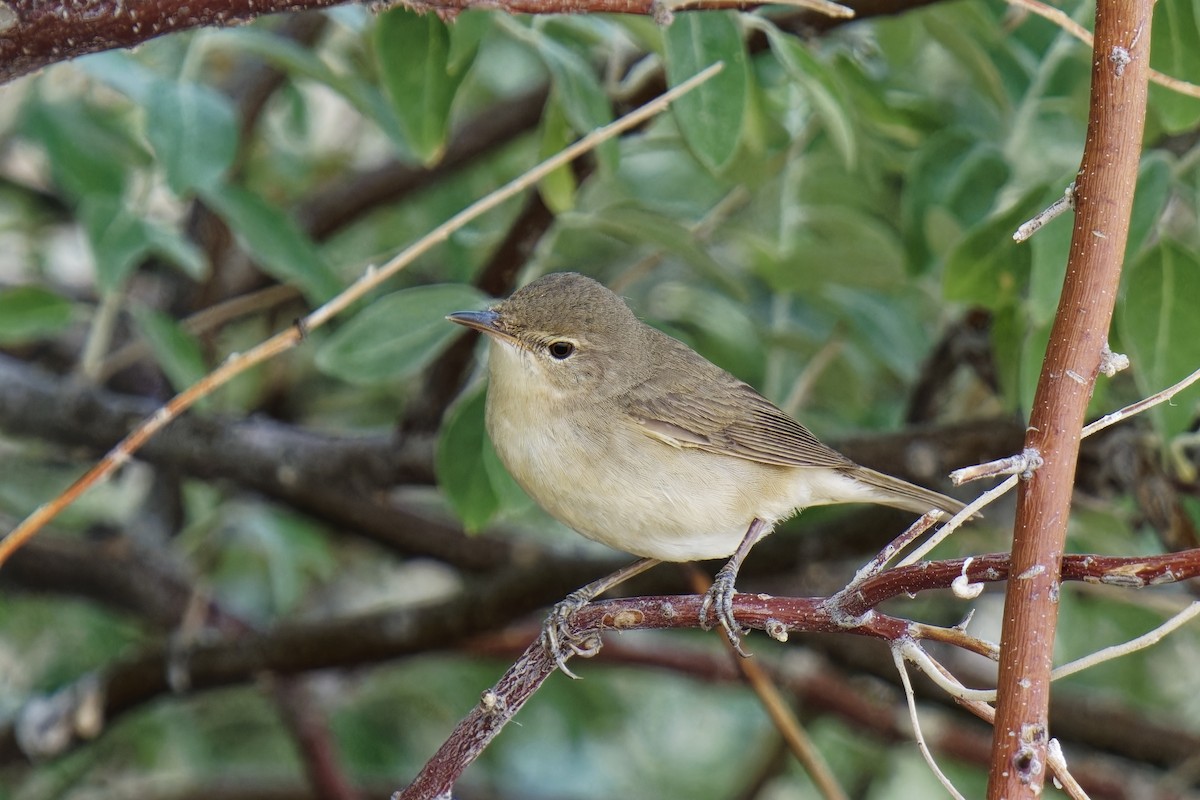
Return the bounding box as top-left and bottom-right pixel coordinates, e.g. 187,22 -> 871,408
620,330 -> 852,469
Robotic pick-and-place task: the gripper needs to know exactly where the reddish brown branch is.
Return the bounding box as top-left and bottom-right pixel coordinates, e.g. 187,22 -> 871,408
988,0 -> 1154,795
0,0 -> 961,88
0,0 -> 350,84
394,548 -> 1200,798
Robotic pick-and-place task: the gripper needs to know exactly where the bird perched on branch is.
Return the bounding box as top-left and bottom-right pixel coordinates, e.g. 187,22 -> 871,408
449,272 -> 964,659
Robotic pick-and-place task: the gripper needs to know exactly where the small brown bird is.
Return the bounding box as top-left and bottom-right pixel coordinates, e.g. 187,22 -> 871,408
448,272 -> 964,653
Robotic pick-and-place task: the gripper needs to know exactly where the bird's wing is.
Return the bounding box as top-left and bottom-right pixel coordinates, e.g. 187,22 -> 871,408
620,350 -> 853,470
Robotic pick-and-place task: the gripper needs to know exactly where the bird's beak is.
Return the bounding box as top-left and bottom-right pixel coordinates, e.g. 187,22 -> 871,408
447,309 -> 520,346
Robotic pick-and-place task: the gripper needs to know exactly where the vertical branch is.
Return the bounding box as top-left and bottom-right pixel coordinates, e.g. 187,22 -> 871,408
987,0 -> 1152,796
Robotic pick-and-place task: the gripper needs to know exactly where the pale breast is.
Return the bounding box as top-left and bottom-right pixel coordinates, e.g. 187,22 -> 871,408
485,387 -> 793,560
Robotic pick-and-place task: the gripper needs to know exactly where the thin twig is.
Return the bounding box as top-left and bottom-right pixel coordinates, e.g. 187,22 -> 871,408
1007,0 -> 1200,98
907,364 -> 1200,568
1013,183 -> 1075,243
0,63 -> 725,570
1050,601 -> 1200,682
897,476 -> 1016,567
1046,740 -> 1092,800
685,567 -> 849,800
98,284 -> 301,381
891,644 -> 968,800
951,447 -> 1043,485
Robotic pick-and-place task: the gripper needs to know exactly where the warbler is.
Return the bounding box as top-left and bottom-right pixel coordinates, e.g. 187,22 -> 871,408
448,272 -> 964,652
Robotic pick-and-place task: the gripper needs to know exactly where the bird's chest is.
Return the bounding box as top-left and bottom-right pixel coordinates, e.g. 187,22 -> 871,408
483,377 -> 771,560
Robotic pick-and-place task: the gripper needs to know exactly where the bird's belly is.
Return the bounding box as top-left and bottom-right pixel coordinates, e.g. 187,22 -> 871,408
487,409 -> 787,561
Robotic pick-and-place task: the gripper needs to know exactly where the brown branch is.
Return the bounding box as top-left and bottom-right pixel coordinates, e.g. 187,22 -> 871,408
988,0 -> 1154,795
394,548 -> 1200,798
469,631 -> 1187,800
0,0 -> 964,89
6,547 -> 1200,770
0,0 -> 351,85
273,680 -> 361,800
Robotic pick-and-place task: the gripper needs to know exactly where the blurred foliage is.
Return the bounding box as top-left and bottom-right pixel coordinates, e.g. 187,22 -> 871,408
2,0 -> 1200,797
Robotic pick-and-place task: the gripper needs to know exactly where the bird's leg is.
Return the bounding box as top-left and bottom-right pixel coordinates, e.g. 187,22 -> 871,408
701,518 -> 770,657
542,557 -> 661,679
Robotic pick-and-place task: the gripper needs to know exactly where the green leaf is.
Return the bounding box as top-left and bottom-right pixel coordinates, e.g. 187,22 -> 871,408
1149,0 -> 1200,133
76,51 -> 159,105
646,282 -> 764,385
209,28 -> 408,149
664,12 -> 748,174
436,387 -> 500,533
315,284 -> 489,385
538,97 -> 579,213
0,287 -> 75,344
79,52 -> 237,194
761,23 -> 856,169
448,11 -> 493,72
990,303 -> 1052,414
201,183 -> 341,302
762,206 -> 906,294
20,100 -> 133,200
131,307 -> 208,395
1125,152 -> 1173,260
142,224 -> 209,280
80,197 -> 154,290
922,11 -> 1010,114
904,130 -> 1011,267
375,8 -> 474,165
1120,241 -> 1200,437
942,184 -> 1050,309
530,32 -> 616,170
561,206 -> 742,298
144,79 -> 238,193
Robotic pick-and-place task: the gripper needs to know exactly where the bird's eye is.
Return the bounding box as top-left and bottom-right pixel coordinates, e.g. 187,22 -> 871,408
548,341 -> 575,360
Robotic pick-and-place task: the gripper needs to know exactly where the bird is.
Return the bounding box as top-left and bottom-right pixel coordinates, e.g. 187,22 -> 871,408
447,271 -> 965,658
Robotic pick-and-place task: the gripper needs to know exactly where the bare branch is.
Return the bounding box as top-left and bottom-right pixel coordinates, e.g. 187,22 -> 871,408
989,0 -> 1154,790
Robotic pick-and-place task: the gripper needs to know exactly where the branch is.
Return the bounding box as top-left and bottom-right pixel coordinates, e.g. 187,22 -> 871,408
988,0 -> 1153,794
0,0 -> 971,88
0,0 -> 351,85
394,548 -> 1200,797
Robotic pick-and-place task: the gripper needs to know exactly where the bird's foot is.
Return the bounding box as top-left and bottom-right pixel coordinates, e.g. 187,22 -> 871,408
540,589 -> 603,680
700,564 -> 751,657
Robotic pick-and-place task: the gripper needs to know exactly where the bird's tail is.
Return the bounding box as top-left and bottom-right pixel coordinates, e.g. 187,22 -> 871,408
843,465 -> 968,517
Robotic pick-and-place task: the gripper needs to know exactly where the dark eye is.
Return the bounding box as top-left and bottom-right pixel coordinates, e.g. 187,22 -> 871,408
548,341 -> 575,360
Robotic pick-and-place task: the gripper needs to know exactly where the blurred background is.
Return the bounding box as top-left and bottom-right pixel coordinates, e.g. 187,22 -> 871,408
1,0 -> 1200,797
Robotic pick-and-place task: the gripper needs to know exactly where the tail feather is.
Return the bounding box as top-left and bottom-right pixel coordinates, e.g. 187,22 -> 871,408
844,465 -> 967,517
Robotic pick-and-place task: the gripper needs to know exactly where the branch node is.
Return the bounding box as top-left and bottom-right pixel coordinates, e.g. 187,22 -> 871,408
950,447 -> 1043,485
1110,45 -> 1132,77
1099,344 -> 1130,377
764,618 -> 789,642
1014,723 -> 1047,784
479,689 -> 507,717
1013,183 -> 1075,242
951,557 -> 984,599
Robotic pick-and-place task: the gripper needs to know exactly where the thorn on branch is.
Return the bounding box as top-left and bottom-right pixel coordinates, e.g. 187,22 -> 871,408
1013,183 -> 1076,242
950,447 -> 1043,485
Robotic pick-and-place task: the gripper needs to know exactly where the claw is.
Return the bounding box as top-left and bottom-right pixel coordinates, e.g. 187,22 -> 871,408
537,558 -> 662,679
701,563 -> 751,657
539,591 -> 602,679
